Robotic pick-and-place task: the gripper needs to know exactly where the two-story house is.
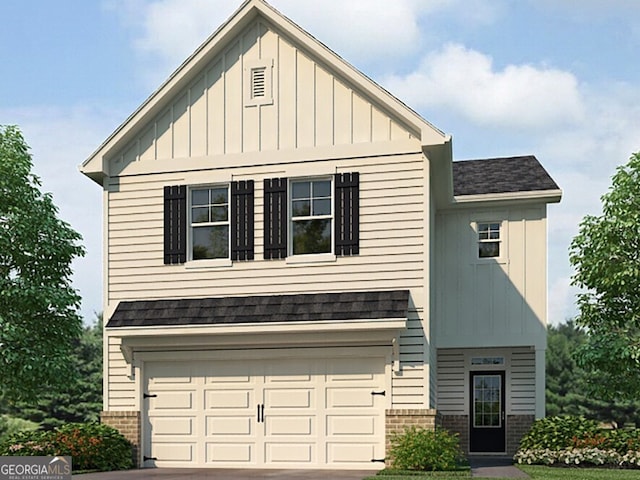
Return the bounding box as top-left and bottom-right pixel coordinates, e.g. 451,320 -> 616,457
80,0 -> 561,470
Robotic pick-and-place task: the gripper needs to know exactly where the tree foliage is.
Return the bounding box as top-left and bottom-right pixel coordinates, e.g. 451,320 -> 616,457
570,152 -> 640,400
1,315 -> 103,429
0,125 -> 85,401
546,321 -> 640,427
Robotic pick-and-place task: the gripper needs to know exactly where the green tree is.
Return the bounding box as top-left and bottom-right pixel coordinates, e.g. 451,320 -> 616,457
0,125 -> 86,401
1,315 -> 103,429
570,152 -> 640,400
546,321 -> 640,427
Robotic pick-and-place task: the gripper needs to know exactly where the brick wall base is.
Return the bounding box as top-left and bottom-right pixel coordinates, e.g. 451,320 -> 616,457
101,411 -> 141,468
385,409 -> 439,464
440,415 -> 469,455
507,414 -> 535,456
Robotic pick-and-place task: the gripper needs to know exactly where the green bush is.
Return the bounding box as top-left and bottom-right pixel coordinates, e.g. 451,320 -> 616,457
388,426 -> 464,471
0,423 -> 133,472
0,415 -> 39,443
519,415 -> 600,450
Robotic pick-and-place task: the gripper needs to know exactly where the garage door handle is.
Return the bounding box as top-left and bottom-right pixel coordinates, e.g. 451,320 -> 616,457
371,390 -> 386,396
143,393 -> 157,399
257,404 -> 265,422
257,404 -> 261,422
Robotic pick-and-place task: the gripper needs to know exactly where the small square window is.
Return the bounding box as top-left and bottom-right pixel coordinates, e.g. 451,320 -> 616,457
477,222 -> 501,258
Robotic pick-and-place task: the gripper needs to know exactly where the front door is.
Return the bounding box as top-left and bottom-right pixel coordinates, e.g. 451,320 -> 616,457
469,371 -> 505,453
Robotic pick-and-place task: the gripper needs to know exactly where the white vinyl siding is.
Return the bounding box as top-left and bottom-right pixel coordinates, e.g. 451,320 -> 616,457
436,348 -> 537,416
104,153 -> 428,410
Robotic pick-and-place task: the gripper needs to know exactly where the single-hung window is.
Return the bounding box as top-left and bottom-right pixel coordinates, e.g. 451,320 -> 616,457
477,222 -> 501,258
191,186 -> 230,260
290,179 -> 332,255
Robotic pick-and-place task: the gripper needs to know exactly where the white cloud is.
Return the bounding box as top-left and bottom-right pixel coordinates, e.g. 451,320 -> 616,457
382,43 -> 586,130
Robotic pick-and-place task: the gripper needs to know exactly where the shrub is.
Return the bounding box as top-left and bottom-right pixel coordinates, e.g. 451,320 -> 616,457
519,415 -> 600,451
0,415 -> 39,443
388,426 -> 464,471
0,423 -> 133,472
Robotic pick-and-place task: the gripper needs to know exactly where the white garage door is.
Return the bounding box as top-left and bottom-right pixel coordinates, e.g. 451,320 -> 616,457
143,351 -> 387,469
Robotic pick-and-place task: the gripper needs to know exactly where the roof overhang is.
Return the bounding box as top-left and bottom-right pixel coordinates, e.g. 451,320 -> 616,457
449,189 -> 563,208
112,317 -> 407,364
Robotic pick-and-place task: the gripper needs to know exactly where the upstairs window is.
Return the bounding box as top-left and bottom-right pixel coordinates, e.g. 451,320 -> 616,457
291,179 -> 333,255
477,222 -> 501,258
191,186 -> 230,260
164,181 -> 254,265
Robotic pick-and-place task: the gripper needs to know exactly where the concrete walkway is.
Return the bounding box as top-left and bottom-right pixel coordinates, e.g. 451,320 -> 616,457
469,457 -> 529,478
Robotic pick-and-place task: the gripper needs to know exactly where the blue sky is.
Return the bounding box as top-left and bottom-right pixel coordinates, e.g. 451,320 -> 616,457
1,0 -> 639,324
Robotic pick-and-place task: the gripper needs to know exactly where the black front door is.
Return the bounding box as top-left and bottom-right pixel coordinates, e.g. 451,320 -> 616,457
470,371 -> 506,453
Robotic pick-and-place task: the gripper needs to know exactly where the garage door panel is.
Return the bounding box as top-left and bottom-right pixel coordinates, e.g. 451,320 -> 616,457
327,415 -> 375,436
265,388 -> 312,408
150,391 -> 194,410
207,416 -> 253,436
327,388 -> 375,408
153,416 -> 193,435
327,443 -> 377,464
205,389 -> 252,409
152,443 -> 195,462
206,443 -> 254,463
267,415 -> 314,436
266,443 -> 314,463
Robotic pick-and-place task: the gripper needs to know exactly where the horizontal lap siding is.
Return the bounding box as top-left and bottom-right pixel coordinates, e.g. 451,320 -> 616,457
510,348 -> 536,414
107,336 -> 136,409
105,153 -> 428,409
436,351 -> 466,414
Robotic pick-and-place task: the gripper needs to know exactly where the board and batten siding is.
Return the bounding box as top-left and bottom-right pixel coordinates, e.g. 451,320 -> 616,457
434,206 -> 548,350
104,152 -> 430,410
108,19 -> 414,173
436,348 -> 536,415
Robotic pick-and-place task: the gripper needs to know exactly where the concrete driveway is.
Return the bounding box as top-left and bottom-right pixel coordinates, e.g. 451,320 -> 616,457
73,468 -> 374,480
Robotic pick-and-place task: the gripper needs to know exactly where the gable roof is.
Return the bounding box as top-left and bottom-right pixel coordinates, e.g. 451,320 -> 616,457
80,0 -> 449,184
452,155 -> 561,200
106,290 -> 410,328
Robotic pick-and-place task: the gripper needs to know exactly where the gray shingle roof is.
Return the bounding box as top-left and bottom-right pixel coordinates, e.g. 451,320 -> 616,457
106,290 -> 410,328
452,155 -> 560,196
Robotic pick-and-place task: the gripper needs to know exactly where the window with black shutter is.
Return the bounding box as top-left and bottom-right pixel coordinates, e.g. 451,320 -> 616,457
164,181 -> 254,264
263,173 -> 360,259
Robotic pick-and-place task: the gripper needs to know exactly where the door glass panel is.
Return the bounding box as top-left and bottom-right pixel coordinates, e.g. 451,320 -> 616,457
473,374 -> 501,428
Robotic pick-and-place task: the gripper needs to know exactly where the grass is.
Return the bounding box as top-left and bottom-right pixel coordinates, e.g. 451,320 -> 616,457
519,465 -> 640,479
362,465 -> 640,480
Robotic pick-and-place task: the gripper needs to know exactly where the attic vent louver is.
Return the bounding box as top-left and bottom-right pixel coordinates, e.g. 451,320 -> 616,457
245,59 -> 273,106
251,67 -> 267,99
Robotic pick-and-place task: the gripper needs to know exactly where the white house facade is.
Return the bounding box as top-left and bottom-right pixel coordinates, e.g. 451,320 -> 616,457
81,0 -> 561,469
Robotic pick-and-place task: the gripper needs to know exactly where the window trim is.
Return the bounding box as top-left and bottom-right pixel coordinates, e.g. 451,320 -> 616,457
288,176 -> 334,257
188,184 -> 231,263
472,219 -> 507,263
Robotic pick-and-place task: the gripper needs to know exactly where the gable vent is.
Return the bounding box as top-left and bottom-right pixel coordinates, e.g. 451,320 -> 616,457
251,67 -> 267,99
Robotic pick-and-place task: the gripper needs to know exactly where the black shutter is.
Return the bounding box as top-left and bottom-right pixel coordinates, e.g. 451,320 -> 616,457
335,172 -> 359,256
231,180 -> 255,261
164,185 -> 187,264
264,178 -> 287,259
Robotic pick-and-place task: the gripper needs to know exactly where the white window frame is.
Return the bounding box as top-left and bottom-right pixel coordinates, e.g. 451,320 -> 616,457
472,219 -> 507,263
288,177 -> 334,259
188,184 -> 232,266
